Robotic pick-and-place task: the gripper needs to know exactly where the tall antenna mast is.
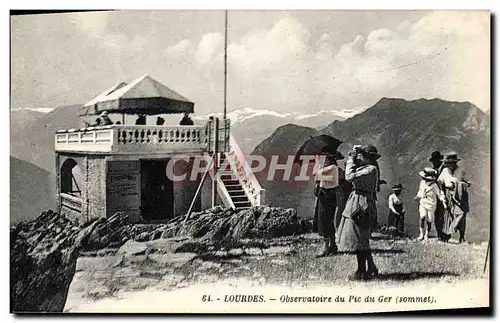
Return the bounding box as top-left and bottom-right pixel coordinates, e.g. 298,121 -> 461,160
223,10 -> 228,119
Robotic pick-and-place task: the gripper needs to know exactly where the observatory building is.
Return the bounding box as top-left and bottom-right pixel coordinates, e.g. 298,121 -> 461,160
54,75 -> 264,224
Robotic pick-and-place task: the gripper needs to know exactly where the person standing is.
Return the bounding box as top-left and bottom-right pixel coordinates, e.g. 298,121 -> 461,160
414,168 -> 447,241
312,148 -> 345,257
336,144 -> 380,280
430,151 -> 444,173
437,152 -> 470,243
387,184 -> 405,233
429,151 -> 446,240
180,112 -> 194,125
156,116 -> 165,125
93,111 -> 113,126
135,114 -> 146,125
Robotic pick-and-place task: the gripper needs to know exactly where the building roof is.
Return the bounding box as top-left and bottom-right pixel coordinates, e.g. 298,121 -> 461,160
80,74 -> 194,116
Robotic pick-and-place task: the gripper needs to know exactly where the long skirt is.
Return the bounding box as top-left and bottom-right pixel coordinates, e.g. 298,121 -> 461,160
336,191 -> 375,252
442,190 -> 466,237
336,216 -> 370,252
312,187 -> 341,238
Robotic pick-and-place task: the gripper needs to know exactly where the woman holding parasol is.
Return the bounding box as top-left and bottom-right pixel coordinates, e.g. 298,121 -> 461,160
294,135 -> 349,257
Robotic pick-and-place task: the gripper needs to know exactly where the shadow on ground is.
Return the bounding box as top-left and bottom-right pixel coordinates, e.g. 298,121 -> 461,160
370,235 -> 407,241
372,271 -> 459,281
335,248 -> 405,255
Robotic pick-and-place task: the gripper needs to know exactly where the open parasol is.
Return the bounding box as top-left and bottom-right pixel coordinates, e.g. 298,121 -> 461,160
293,134 -> 343,166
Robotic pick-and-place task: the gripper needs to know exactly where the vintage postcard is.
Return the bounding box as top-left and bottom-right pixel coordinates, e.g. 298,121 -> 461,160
9,9 -> 490,314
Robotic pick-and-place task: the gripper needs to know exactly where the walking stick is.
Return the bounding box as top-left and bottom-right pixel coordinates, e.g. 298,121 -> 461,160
483,237 -> 490,273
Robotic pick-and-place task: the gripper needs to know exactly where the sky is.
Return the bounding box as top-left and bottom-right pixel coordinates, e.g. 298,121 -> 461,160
10,10 -> 490,115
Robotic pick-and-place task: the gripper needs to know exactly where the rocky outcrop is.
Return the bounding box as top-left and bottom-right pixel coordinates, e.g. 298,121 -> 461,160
10,210 -> 80,313
160,206 -> 311,248
77,206 -> 311,252
10,206 -> 310,312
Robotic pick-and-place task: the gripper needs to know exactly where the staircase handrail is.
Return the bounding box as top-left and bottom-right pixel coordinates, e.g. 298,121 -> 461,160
215,175 -> 236,209
225,134 -> 265,205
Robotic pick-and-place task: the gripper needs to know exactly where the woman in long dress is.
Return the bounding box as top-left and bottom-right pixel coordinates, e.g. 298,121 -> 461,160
312,150 -> 345,257
437,152 -> 470,243
336,144 -> 380,280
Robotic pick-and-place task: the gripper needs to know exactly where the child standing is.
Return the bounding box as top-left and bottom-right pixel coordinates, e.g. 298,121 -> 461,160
388,184 -> 405,233
414,167 -> 447,240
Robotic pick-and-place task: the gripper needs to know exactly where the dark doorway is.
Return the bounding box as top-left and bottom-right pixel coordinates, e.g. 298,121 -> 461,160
141,159 -> 173,221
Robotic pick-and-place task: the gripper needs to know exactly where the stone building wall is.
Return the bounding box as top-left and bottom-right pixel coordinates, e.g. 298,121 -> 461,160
84,156 -> 107,222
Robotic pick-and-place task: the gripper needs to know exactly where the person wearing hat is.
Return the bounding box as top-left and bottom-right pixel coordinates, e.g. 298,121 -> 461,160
388,183 -> 405,233
336,144 -> 380,280
414,167 -> 447,241
437,152 -> 470,243
94,111 -> 113,126
312,147 -> 346,257
180,112 -> 194,126
362,145 -> 386,228
428,151 -> 446,241
429,151 -> 444,174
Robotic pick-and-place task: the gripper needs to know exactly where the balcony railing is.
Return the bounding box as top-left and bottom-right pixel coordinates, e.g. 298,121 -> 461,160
55,124 -> 208,154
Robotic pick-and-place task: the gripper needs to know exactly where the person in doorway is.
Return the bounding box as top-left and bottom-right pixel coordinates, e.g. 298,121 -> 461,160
180,112 -> 194,125
414,168 -> 447,241
429,151 -> 446,241
437,152 -> 470,243
312,147 -> 345,257
387,184 -> 405,233
336,144 -> 380,280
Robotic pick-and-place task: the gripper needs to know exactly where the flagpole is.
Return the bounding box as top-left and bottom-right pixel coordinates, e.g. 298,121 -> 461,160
224,9 -> 228,120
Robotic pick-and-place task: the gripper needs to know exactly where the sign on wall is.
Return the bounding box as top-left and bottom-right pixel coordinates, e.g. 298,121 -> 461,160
107,161 -> 140,210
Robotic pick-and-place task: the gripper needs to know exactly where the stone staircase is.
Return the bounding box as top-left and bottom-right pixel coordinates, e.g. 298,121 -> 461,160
207,118 -> 264,211
218,153 -> 252,211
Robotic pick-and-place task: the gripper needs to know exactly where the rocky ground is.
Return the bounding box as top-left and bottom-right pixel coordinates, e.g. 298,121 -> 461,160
64,233 -> 490,313
10,206 -> 309,312
10,208 -> 489,313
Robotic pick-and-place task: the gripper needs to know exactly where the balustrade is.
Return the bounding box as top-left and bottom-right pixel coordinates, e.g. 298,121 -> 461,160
55,125 -> 206,153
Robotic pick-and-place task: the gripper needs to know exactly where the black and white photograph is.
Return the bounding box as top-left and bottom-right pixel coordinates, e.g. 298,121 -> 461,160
9,8 -> 491,314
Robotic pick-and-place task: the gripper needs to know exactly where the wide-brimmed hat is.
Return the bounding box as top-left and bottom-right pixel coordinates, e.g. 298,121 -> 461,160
361,144 -> 381,160
100,111 -> 109,116
419,167 -> 438,181
443,151 -> 460,163
429,151 -> 444,162
392,183 -> 404,191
